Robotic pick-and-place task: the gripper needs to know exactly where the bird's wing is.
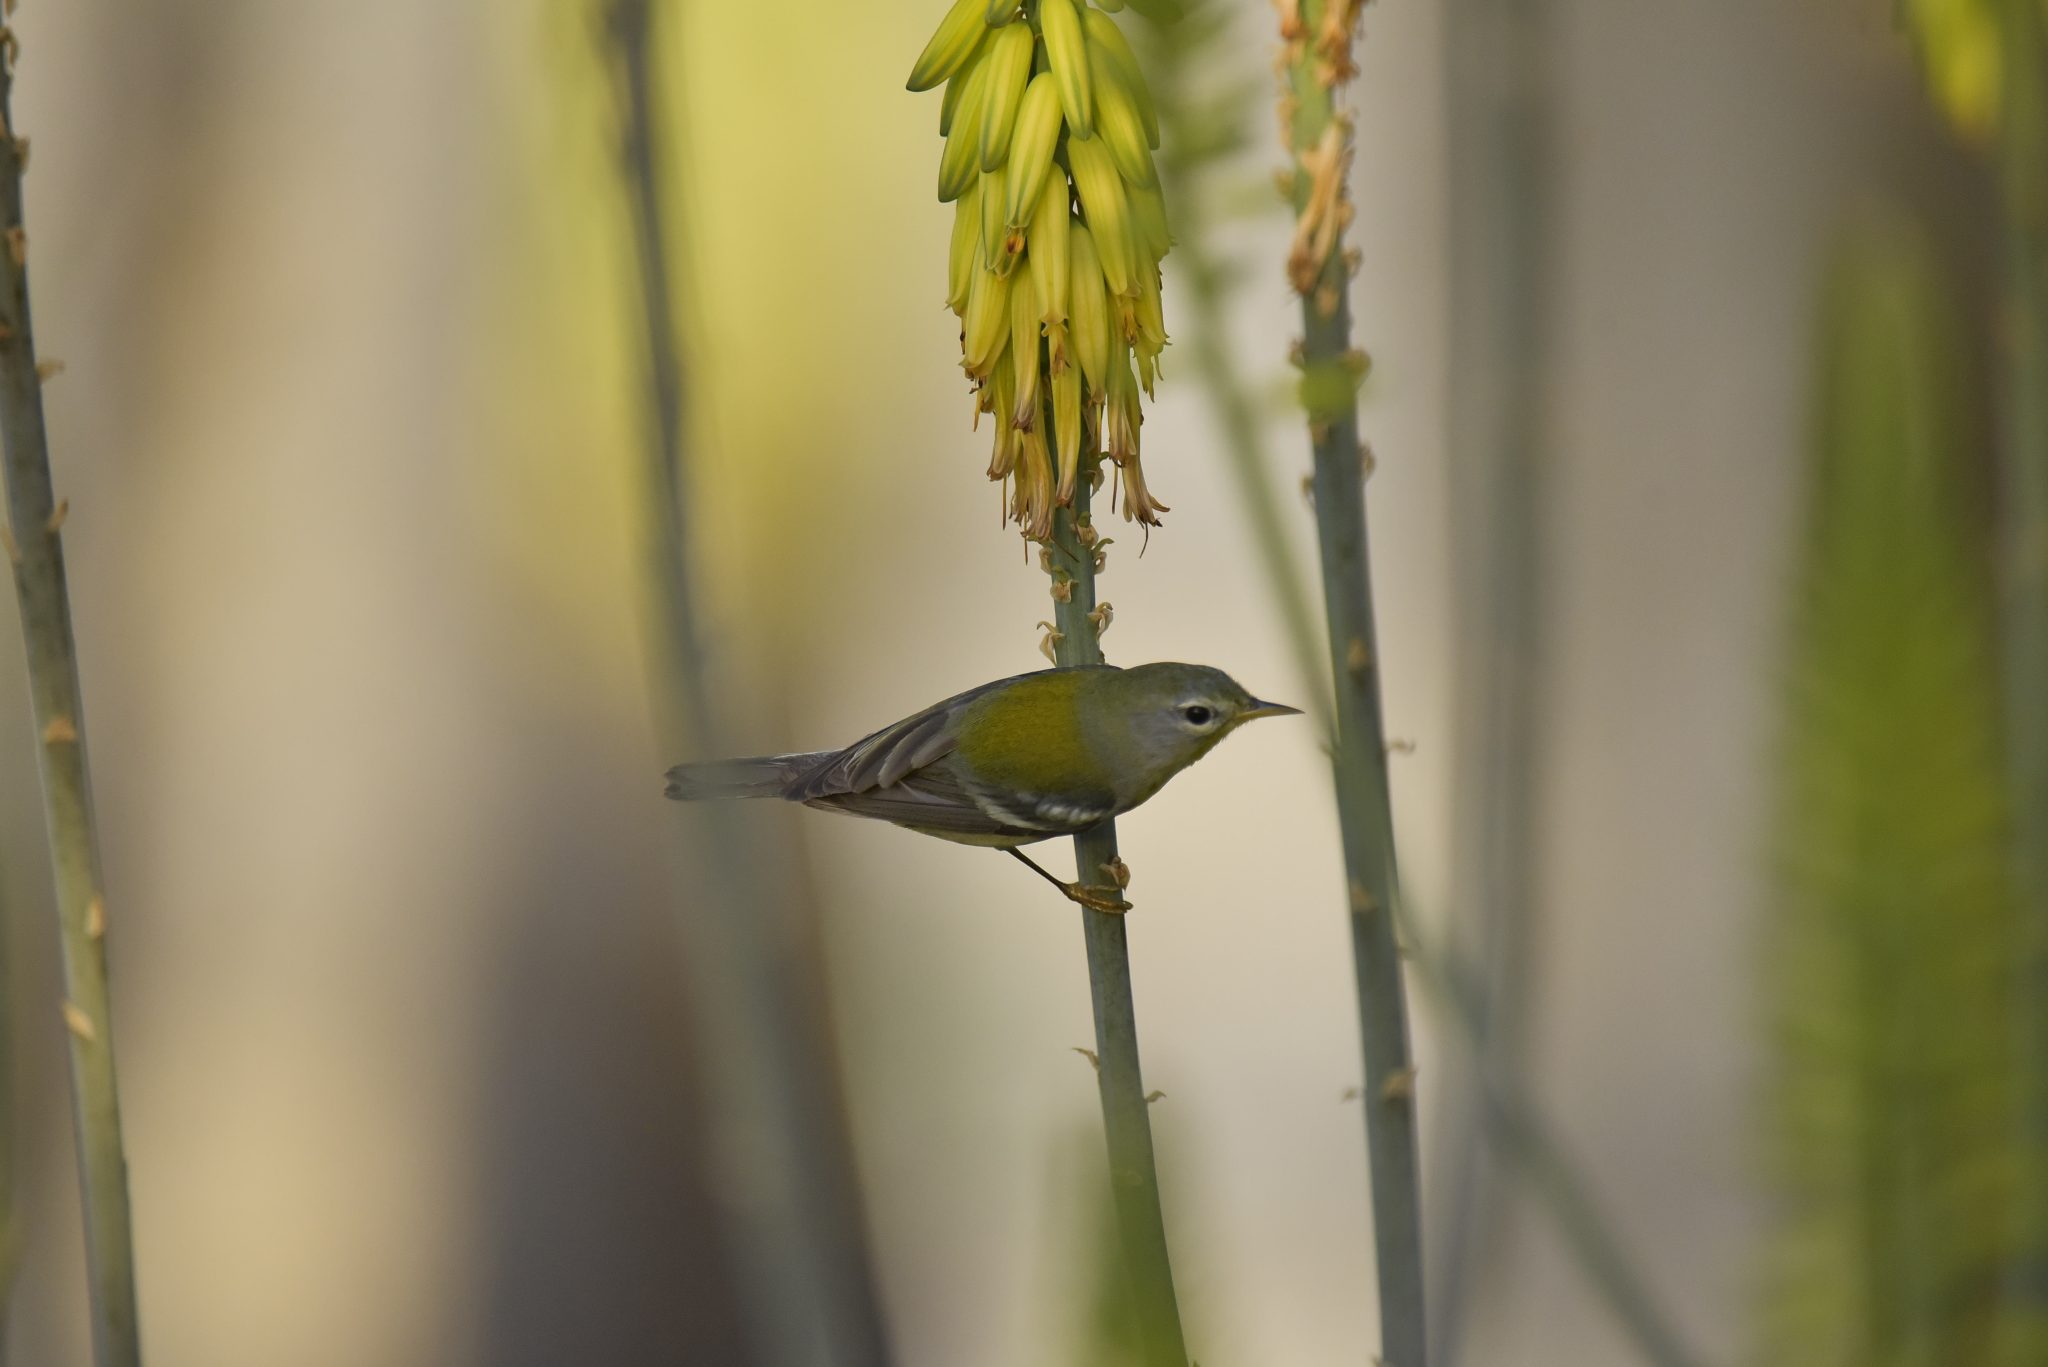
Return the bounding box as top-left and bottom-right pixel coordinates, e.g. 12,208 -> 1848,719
807,762 -> 1117,841
784,669 -> 1055,801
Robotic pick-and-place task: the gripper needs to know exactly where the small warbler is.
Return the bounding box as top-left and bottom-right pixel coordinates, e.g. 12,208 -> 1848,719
664,661 -> 1300,913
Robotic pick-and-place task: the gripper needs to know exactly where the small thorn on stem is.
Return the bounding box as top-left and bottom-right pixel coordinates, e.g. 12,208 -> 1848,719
1144,1090 -> 1166,1105
61,1000 -> 95,1042
42,715 -> 76,745
1348,880 -> 1377,915
1380,1066 -> 1417,1103
86,894 -> 106,940
1345,637 -> 1372,677
46,497 -> 66,534
34,357 -> 60,383
1073,1046 -> 1100,1073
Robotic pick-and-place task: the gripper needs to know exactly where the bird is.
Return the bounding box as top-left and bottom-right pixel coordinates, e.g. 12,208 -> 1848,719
664,661 -> 1301,913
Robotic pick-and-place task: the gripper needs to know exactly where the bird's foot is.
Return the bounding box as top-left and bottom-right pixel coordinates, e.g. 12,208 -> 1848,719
1063,881 -> 1132,915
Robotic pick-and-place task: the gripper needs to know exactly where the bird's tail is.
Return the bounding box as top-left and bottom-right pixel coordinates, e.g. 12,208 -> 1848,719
662,752 -> 832,801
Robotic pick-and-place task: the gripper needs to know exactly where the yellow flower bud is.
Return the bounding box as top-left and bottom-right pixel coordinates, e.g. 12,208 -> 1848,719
1009,254 -> 1042,429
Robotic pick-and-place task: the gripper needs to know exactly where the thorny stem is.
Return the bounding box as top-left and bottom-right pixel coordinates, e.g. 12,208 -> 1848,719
605,5 -> 894,1365
1047,473 -> 1190,1367
0,38 -> 144,1367
0,48 -> 146,1367
1996,0 -> 2048,1316
1278,4 -> 1427,1364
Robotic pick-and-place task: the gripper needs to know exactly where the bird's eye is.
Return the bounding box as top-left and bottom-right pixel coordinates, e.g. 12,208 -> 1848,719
1181,704 -> 1214,726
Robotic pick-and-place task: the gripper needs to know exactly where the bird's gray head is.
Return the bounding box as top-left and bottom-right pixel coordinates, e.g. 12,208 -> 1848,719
1104,662 -> 1302,795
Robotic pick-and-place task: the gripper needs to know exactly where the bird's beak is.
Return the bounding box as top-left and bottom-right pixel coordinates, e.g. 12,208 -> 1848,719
1243,699 -> 1304,721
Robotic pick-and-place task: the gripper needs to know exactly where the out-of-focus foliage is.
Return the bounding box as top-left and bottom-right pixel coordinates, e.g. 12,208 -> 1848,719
1760,223 -> 2046,1367
1903,0 -> 2007,139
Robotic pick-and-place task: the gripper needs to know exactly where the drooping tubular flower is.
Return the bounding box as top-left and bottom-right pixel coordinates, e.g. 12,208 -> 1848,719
910,0 -> 1174,534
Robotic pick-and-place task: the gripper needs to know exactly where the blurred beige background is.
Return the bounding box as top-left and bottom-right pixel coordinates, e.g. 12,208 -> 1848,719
0,1 -> 1969,1364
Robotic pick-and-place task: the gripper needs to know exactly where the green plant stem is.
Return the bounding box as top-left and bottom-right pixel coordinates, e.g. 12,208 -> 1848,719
1997,0 -> 2048,1317
1281,9 -> 1427,1364
605,6 -> 894,1365
0,48 -> 143,1367
1048,475 -> 1189,1367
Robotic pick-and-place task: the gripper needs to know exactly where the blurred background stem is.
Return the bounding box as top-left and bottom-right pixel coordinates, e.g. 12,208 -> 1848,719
0,45 -> 142,1367
1759,222 -> 2026,1367
1996,0 -> 2048,1317
604,6 -> 895,1365
1147,0 -> 1331,734
1047,478 -> 1189,1367
1279,7 -> 1428,1362
1434,0 -> 1553,1356
1399,915 -> 1704,1367
0,866 -> 15,1365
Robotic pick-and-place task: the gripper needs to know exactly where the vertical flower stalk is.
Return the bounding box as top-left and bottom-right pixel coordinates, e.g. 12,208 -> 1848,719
0,35 -> 144,1367
1047,489 -> 1187,1366
1274,4 -> 1428,1365
910,2 -> 1189,1361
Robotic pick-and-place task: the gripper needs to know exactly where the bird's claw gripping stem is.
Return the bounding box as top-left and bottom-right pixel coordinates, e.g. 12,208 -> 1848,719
1004,846 -> 1133,913
1064,882 -> 1132,915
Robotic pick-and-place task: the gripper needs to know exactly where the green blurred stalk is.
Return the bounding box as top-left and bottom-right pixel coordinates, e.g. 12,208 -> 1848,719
1396,914 -> 1704,1367
604,6 -> 895,1365
1047,477 -> 1189,1367
0,862 -> 15,1364
1152,121 -> 1331,733
1279,8 -> 1428,1363
1996,0 -> 2048,1322
1434,0 -> 1552,1355
1174,254 -> 1332,736
0,47 -> 142,1367
1762,222 -> 2029,1367
1143,1 -> 1328,735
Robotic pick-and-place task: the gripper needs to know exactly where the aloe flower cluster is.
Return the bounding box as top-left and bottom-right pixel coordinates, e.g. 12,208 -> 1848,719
909,0 -> 1175,536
